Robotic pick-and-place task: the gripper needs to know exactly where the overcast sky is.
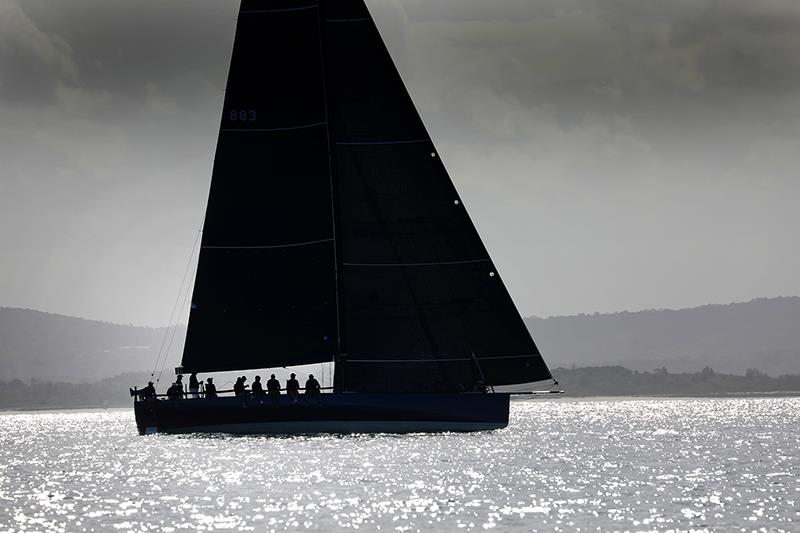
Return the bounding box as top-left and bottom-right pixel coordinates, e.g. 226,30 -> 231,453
1,0 -> 799,326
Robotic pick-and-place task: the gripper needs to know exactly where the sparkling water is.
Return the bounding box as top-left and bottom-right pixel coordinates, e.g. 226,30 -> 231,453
1,398 -> 798,531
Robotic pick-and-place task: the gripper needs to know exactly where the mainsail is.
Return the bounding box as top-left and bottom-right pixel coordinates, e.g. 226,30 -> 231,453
181,0 -> 553,391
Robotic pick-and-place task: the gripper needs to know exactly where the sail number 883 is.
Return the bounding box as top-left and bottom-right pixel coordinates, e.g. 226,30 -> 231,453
229,110 -> 257,122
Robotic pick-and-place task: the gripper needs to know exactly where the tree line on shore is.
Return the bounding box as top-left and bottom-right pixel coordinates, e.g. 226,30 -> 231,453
549,365 -> 800,397
1,366 -> 799,410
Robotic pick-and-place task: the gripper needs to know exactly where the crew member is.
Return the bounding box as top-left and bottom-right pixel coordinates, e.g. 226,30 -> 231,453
138,381 -> 156,400
305,374 -> 321,397
189,373 -> 200,399
267,374 -> 281,399
286,373 -> 300,402
205,377 -> 217,398
234,376 -> 249,397
167,378 -> 183,400
251,375 -> 266,397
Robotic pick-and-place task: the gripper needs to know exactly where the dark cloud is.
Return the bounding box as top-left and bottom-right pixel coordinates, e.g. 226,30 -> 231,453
3,0 -> 236,109
402,0 -> 569,22
1,0 -> 798,324
0,2 -> 76,103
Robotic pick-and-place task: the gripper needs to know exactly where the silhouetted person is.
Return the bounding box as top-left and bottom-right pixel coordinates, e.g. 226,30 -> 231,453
136,381 -> 156,400
305,374 -> 321,397
286,373 -> 300,403
251,375 -> 265,397
189,373 -> 200,399
234,376 -> 250,397
167,379 -> 183,400
267,374 -> 281,399
233,377 -> 244,397
205,377 -> 217,398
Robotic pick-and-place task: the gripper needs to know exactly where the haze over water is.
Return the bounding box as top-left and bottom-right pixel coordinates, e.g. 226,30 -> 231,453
1,398 -> 798,532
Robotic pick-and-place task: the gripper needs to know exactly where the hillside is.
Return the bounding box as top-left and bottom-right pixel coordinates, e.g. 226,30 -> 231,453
0,308 -> 184,382
549,366 -> 800,397
1,297 -> 798,383
528,297 -> 800,376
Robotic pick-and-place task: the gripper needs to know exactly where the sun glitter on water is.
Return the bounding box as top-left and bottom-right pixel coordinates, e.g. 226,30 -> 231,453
1,398 -> 798,531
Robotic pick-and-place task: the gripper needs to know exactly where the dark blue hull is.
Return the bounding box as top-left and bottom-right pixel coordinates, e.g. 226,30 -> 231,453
133,393 -> 510,435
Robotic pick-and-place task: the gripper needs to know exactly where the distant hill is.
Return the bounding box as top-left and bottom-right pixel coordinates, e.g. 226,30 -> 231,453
1,297 -> 799,383
528,297 -> 800,376
2,367 -> 798,410
0,371 -> 151,410
0,308 -> 184,382
549,366 -> 800,397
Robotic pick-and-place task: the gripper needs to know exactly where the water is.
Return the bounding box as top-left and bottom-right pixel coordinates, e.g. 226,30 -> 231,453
1,398 -> 798,532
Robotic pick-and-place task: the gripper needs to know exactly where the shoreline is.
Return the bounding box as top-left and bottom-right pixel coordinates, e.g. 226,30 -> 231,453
3,391 -> 800,413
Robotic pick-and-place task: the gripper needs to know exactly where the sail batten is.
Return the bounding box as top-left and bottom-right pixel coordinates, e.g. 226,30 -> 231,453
343,259 -> 490,267
336,139 -> 430,146
347,355 -> 543,362
240,6 -> 317,14
221,122 -> 328,133
202,238 -> 335,251
326,18 -> 371,24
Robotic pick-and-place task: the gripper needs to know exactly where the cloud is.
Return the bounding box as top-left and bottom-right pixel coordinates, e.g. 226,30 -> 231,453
0,1 -> 77,103
388,0 -> 800,186
1,0 -> 799,323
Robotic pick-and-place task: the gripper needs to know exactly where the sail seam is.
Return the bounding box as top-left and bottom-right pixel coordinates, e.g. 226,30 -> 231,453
202,238 -> 334,250
347,354 -> 543,363
343,259 -> 490,267
240,6 -> 317,14
336,139 -> 429,146
326,18 -> 371,23
221,121 -> 327,133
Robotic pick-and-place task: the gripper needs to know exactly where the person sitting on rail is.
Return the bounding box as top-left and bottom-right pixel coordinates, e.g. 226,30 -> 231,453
138,381 -> 156,400
305,374 -> 321,397
267,374 -> 281,399
233,376 -> 245,397
189,373 -> 200,399
251,375 -> 266,397
166,378 -> 183,400
286,373 -> 300,403
205,377 -> 217,398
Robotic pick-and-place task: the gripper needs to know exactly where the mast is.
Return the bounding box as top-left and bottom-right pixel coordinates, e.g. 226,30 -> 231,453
314,0 -> 344,361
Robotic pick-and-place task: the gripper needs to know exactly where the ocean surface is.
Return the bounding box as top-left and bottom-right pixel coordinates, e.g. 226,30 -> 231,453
1,398 -> 798,532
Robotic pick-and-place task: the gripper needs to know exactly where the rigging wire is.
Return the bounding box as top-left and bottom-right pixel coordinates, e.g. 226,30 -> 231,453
157,242 -> 200,384
150,229 -> 202,384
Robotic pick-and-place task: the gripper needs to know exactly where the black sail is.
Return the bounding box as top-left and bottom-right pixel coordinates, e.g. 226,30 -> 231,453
320,0 -> 553,391
182,0 -> 554,387
181,1 -> 338,372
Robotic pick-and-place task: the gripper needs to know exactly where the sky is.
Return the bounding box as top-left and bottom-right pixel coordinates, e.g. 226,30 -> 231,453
1,0 -> 799,327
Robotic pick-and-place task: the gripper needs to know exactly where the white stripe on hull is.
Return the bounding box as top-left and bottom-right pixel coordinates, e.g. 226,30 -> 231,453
150,420 -> 507,435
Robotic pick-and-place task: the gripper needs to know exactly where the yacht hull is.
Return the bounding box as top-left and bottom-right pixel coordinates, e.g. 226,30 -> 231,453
133,393 -> 509,435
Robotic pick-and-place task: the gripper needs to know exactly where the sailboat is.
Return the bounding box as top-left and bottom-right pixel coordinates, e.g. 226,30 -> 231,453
132,0 -> 559,435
